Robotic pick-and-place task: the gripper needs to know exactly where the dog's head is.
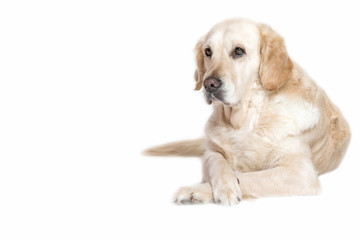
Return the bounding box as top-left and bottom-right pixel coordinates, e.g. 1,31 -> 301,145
194,19 -> 293,105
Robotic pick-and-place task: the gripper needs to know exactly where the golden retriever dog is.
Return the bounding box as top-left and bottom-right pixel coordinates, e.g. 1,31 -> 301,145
144,18 -> 351,205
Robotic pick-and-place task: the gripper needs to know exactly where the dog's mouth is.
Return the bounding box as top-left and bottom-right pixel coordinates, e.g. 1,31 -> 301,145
206,92 -> 214,104
206,91 -> 229,105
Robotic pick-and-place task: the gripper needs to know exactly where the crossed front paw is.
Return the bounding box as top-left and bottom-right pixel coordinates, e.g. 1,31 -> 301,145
174,183 -> 213,204
212,176 -> 242,206
174,177 -> 242,206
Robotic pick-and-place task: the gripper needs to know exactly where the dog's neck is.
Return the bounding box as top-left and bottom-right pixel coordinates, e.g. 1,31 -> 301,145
214,82 -> 262,129
216,73 -> 304,130
221,104 -> 243,129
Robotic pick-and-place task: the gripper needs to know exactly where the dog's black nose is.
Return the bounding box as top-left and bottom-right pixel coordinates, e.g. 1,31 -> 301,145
203,77 -> 222,93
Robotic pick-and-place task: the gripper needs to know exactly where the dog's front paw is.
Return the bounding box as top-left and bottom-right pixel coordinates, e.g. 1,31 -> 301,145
212,175 -> 242,206
174,183 -> 213,204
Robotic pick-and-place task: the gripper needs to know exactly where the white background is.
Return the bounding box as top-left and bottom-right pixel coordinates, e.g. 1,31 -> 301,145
1,0 -> 359,239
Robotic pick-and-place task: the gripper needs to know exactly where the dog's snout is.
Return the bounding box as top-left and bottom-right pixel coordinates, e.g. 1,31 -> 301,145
204,77 -> 222,93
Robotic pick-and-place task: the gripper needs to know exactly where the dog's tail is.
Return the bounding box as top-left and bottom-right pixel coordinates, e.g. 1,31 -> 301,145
143,138 -> 205,157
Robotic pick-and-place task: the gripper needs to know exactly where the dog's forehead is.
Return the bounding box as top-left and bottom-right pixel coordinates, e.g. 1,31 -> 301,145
205,19 -> 260,50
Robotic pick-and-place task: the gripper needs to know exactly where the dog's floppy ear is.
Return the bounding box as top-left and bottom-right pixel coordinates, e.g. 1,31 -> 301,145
258,24 -> 293,91
194,37 -> 205,90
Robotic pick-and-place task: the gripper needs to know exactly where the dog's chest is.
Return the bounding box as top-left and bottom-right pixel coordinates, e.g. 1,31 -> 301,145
207,93 -> 320,172
209,116 -> 273,172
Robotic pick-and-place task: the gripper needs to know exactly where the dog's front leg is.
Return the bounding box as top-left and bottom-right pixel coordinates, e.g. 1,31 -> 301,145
203,151 -> 242,206
236,154 -> 320,199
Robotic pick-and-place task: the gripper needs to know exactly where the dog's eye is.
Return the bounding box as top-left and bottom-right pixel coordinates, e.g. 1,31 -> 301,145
205,47 -> 212,58
233,47 -> 246,57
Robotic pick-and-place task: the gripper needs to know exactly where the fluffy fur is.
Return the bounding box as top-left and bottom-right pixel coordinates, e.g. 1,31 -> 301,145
144,18 -> 351,205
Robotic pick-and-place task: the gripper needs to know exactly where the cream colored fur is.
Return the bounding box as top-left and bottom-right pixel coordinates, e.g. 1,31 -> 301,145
144,18 -> 351,205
